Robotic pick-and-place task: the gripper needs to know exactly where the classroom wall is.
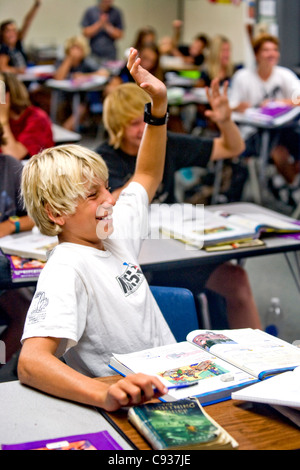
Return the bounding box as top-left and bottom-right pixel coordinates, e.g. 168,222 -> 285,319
183,0 -> 253,66
0,0 -> 251,65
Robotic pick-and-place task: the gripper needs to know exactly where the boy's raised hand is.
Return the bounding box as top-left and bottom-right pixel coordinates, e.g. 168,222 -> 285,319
127,48 -> 167,115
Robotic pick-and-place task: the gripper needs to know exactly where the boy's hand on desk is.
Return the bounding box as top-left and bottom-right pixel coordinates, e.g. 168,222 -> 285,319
102,373 -> 168,412
127,48 -> 167,116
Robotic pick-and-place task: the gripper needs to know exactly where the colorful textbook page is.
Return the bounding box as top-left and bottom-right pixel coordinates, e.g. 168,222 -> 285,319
110,341 -> 257,405
186,328 -> 300,379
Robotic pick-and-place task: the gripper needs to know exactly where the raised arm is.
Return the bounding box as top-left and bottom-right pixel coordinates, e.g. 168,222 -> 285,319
19,0 -> 42,41
126,48 -> 168,202
205,79 -> 245,160
0,93 -> 29,160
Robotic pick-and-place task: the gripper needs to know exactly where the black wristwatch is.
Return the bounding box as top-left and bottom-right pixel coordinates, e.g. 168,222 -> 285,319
144,102 -> 169,126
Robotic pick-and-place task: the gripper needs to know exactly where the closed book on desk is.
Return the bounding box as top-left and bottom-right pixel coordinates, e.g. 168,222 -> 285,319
234,103 -> 300,127
128,398 -> 238,450
109,329 -> 300,405
1,430 -> 123,450
0,230 -> 57,261
6,255 -> 45,282
232,366 -> 300,410
160,207 -> 300,248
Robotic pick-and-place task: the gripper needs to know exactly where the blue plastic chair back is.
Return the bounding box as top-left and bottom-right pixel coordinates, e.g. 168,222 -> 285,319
150,286 -> 199,342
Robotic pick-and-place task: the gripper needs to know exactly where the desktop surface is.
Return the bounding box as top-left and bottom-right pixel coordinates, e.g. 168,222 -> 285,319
99,375 -> 300,451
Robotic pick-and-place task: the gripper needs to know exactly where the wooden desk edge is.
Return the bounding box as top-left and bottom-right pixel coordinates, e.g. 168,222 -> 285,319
97,375 -> 300,451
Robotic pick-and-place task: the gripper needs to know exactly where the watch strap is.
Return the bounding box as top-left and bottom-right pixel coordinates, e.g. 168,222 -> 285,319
144,102 -> 168,126
9,216 -> 20,233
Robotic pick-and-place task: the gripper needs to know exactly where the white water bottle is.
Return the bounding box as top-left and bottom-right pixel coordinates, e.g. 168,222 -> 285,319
265,297 -> 283,337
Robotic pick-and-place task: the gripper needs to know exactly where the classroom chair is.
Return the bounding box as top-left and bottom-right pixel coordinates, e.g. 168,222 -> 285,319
150,285 -> 200,342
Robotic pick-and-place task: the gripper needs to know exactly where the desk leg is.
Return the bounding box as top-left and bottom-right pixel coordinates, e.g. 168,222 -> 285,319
50,90 -> 59,124
72,93 -> 81,133
284,252 -> 300,293
258,130 -> 270,201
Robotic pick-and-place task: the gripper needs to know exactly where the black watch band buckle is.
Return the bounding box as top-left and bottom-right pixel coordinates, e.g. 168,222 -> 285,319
144,102 -> 168,126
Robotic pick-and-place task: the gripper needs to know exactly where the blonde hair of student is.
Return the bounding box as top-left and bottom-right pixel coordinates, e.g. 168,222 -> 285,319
21,144 -> 108,237
0,72 -> 31,114
103,83 -> 150,149
206,35 -> 234,80
64,35 -> 91,58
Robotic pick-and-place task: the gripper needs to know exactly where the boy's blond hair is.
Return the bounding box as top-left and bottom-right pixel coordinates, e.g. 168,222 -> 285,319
21,144 -> 108,236
103,83 -> 150,149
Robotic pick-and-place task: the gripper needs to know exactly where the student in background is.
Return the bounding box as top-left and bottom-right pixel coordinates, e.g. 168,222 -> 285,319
132,26 -> 157,51
177,33 -> 210,67
200,35 -> 238,87
96,81 -> 262,330
53,35 -> 109,131
81,0 -> 124,63
230,34 -> 300,188
18,48 -> 173,411
0,72 -> 54,160
105,43 -> 163,95
0,122 -> 34,364
0,0 -> 42,74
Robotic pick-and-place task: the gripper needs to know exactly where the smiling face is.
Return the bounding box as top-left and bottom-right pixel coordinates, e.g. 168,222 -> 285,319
255,40 -> 280,69
58,179 -> 116,249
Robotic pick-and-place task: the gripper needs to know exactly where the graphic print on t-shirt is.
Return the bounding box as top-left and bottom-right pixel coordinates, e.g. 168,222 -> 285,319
27,291 -> 49,325
116,262 -> 144,296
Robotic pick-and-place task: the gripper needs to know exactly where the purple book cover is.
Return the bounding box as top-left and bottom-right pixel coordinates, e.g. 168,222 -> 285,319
6,254 -> 44,281
260,104 -> 292,117
1,430 -> 123,450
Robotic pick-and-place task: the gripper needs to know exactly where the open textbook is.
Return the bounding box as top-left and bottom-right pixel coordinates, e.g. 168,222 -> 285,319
159,206 -> 300,249
109,328 -> 300,406
0,230 -> 57,262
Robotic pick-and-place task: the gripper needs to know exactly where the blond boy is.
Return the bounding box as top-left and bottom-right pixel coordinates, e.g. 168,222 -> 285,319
18,49 -> 174,411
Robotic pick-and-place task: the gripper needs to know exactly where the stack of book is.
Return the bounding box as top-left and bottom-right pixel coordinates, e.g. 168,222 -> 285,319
0,230 -> 57,283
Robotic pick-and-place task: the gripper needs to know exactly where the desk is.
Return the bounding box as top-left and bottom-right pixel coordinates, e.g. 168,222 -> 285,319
51,123 -> 81,145
18,65 -> 55,83
232,107 -> 300,204
167,86 -> 208,106
1,203 -> 300,291
1,377 -> 299,451
99,375 -> 300,450
139,202 -> 300,276
0,380 -> 133,450
46,76 -> 108,131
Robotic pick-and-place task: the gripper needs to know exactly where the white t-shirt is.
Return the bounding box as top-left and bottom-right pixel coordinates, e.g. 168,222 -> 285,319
230,65 -> 300,109
21,182 -> 176,377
